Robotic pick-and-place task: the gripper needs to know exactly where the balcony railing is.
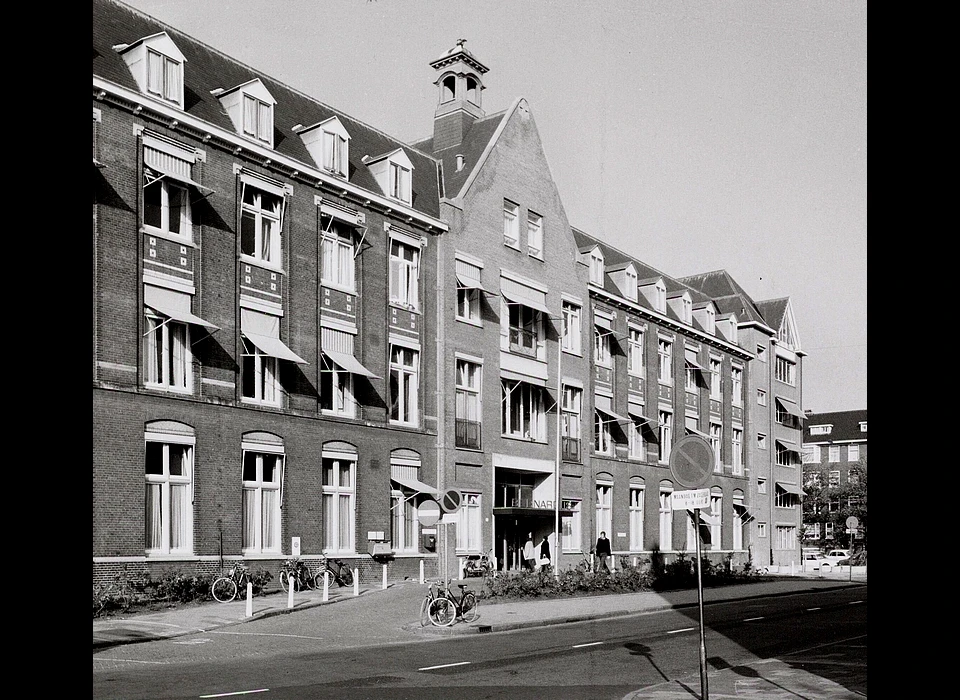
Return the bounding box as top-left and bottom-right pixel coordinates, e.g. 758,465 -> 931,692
562,436 -> 581,462
455,419 -> 481,449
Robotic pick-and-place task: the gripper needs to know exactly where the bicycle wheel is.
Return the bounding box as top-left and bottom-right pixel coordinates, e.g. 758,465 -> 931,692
428,597 -> 456,627
460,591 -> 480,622
339,566 -> 354,587
279,570 -> 300,593
302,569 -> 316,590
212,577 -> 238,603
419,595 -> 433,627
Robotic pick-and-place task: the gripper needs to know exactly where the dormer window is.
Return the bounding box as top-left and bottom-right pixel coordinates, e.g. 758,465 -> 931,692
115,32 -> 186,110
625,267 -> 638,301
705,306 -> 715,333
589,250 -> 604,285
810,425 -> 833,436
668,291 -> 693,324
215,79 -> 277,149
859,421 -> 867,432
296,117 -> 351,177
655,281 -> 666,312
365,149 -> 414,206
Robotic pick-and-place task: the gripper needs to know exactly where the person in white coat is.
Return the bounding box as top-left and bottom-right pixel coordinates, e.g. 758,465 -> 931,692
522,533 -> 535,571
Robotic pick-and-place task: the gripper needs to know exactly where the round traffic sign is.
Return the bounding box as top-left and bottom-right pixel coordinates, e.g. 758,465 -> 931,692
669,435 -> 715,489
845,515 -> 859,529
418,499 -> 441,526
441,489 -> 462,513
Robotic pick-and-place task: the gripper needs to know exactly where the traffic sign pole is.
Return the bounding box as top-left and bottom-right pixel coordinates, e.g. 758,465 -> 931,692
695,507 -> 708,700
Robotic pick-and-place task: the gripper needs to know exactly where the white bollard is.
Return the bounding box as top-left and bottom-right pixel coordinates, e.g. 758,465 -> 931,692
633,556 -> 637,567
419,559 -> 425,584
246,582 -> 253,618
382,563 -> 388,589
353,568 -> 359,596
322,571 -> 330,601
287,575 -> 294,609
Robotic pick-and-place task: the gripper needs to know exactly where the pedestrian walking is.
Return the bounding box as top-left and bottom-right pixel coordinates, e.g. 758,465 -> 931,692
522,533 -> 535,571
595,531 -> 612,572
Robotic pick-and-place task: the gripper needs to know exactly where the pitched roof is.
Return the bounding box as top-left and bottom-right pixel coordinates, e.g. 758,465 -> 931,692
755,298 -> 790,331
678,270 -> 770,327
93,0 -> 441,217
803,410 -> 868,443
411,111 -> 504,199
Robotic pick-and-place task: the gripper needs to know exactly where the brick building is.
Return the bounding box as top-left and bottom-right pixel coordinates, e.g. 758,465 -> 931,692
801,409 -> 867,548
93,0 -> 808,584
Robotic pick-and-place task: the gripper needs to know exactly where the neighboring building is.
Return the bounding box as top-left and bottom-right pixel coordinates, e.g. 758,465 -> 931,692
801,410 -> 867,548
681,273 -> 806,568
93,0 -> 448,584
93,1 -> 807,584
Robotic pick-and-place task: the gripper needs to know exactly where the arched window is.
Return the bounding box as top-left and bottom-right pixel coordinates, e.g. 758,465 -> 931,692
441,74 -> 456,103
144,421 -> 195,556
629,477 -> 645,551
466,75 -> 479,104
322,441 -> 357,553
241,431 -> 285,554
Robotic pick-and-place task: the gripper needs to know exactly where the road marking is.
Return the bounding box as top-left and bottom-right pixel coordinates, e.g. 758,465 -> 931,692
199,690 -> 269,698
848,600 -> 863,605
174,638 -> 212,645
807,607 -> 821,611
572,642 -> 603,648
213,631 -> 326,641
744,616 -> 764,622
667,627 -> 695,634
419,661 -> 471,671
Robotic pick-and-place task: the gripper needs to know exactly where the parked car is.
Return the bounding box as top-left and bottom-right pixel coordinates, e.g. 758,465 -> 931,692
802,551 -> 829,571
822,549 -> 851,568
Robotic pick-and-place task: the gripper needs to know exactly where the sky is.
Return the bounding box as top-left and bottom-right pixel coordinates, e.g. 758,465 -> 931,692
113,0 -> 867,414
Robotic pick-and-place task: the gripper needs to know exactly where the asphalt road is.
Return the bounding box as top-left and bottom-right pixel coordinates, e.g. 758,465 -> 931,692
92,586 -> 866,699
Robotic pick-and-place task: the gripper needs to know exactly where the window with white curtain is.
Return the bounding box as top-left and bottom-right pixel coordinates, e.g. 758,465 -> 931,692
456,492 -> 482,552
390,344 -> 419,426
561,499 -> 582,552
502,379 -> 544,440
629,484 -> 644,551
503,200 -> 520,248
710,422 -> 722,472
145,431 -> 193,555
240,184 -> 282,264
389,237 -> 420,309
562,301 -> 582,354
595,410 -> 613,455
628,327 -> 644,375
146,48 -> 181,104
658,410 -> 673,464
322,130 -> 348,175
242,93 -> 272,143
455,359 -> 482,449
391,491 -> 417,552
658,338 -> 673,383
732,427 -> 743,475
596,481 -> 613,539
659,484 -> 673,551
527,212 -> 543,259
710,357 -> 722,400
390,162 -> 411,203
322,448 -> 356,553
143,310 -> 191,392
320,220 -> 355,290
242,447 -> 283,554
241,337 -> 279,405
731,365 -> 743,406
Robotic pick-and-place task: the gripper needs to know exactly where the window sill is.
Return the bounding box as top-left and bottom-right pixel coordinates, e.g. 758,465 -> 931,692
528,252 -> 543,261
504,242 -> 521,251
389,301 -> 420,314
241,397 -> 283,409
502,434 -> 546,444
239,254 -> 285,276
562,349 -> 582,357
390,420 -> 421,429
143,383 -> 194,395
321,409 -> 357,419
455,316 -> 482,328
321,281 -> 357,296
141,226 -> 195,247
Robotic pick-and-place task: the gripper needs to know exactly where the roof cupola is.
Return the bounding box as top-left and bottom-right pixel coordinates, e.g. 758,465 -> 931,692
430,39 -> 489,150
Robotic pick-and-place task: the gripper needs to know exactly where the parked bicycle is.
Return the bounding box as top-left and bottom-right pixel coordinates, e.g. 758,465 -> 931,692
428,581 -> 479,627
575,550 -> 595,573
316,556 -> 354,588
279,558 -> 316,593
419,579 -> 440,627
212,563 -> 258,603
463,549 -> 497,578
94,575 -> 132,617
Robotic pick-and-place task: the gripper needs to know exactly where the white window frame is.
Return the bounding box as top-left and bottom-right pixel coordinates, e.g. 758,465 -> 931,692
848,444 -> 860,462
455,359 -> 482,448
241,337 -> 280,406
655,281 -> 666,312
501,379 -> 545,440
527,211 -> 543,259
709,493 -> 722,549
624,268 -> 638,301
828,445 -> 840,463
731,365 -> 743,406
629,485 -> 644,551
589,252 -> 605,285
322,449 -> 356,553
758,478 -> 767,494
391,490 -> 418,552
241,446 -> 284,554
143,176 -> 192,240
659,486 -> 673,551
658,338 -> 673,384
561,499 -> 582,552
320,221 -> 356,292
710,422 -> 722,472
242,93 -> 273,144
803,445 -> 820,464
775,356 -> 796,386
658,410 -> 673,464
390,344 -> 420,427
562,302 -> 582,354
389,161 -> 412,204
389,237 -> 420,310
757,433 -> 767,450
595,411 -> 613,456
503,200 -> 520,248
628,418 -> 646,460
594,327 -> 612,367
456,283 -> 480,324
143,310 -> 192,393
146,47 -> 182,104
829,470 -> 841,487
240,185 -> 283,266
757,388 -> 767,406
709,357 -> 722,400
596,482 -> 613,540
320,334 -> 356,418
456,492 -> 482,552
732,427 -> 743,475
562,385 -> 582,462
144,432 -> 194,555
758,522 -> 767,538
628,327 -> 645,376
322,129 -> 348,176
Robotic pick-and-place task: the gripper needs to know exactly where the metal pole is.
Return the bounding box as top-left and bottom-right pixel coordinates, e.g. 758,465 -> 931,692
554,334 -> 562,579
695,507 -> 709,700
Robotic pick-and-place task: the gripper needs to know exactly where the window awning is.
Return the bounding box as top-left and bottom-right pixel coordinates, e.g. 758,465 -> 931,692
144,285 -> 219,330
595,395 -> 629,424
775,439 -> 802,456
241,309 -> 308,364
776,481 -> 804,496
627,403 -> 654,424
686,425 -> 709,439
501,279 -> 551,315
391,475 -> 439,496
733,503 -> 755,522
684,357 -> 705,371
501,369 -> 546,387
594,315 -> 613,332
456,271 -> 494,295
776,396 -> 806,420
144,163 -> 214,196
322,345 -> 379,378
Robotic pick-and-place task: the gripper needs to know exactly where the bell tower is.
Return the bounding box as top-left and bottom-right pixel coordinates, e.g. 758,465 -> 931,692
430,39 -> 489,151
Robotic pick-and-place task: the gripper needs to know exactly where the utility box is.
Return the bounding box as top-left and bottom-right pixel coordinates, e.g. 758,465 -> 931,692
422,533 -> 437,552
369,542 -> 392,558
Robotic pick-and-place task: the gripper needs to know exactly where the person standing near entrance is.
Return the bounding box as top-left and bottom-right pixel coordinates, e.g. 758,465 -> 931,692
539,534 -> 551,571
595,531 -> 612,572
522,533 -> 535,571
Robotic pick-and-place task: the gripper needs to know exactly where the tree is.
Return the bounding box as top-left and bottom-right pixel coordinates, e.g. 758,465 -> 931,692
802,455 -> 867,549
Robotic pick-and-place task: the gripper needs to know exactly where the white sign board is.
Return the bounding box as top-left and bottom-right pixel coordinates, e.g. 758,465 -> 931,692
291,537 -> 301,557
671,488 -> 710,511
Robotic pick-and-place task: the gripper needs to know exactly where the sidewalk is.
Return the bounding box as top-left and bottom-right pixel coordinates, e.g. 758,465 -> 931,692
94,569 -> 866,698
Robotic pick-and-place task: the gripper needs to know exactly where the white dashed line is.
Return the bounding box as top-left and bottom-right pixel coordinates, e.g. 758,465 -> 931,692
418,661 -> 471,671
199,690 -> 269,698
744,616 -> 764,622
807,607 -> 821,611
572,642 -> 603,648
667,627 -> 695,634
848,600 -> 863,605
